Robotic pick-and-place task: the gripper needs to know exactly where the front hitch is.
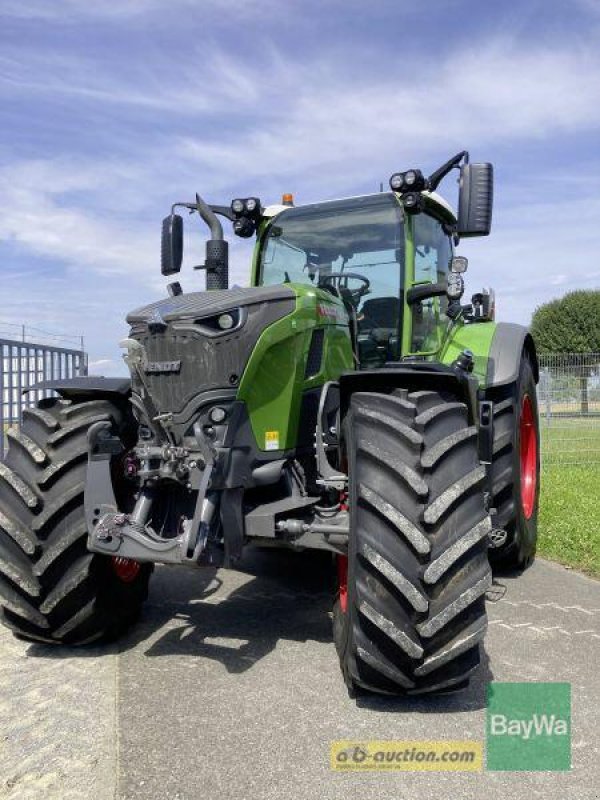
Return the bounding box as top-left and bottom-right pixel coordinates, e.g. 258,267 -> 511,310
85,420 -> 220,566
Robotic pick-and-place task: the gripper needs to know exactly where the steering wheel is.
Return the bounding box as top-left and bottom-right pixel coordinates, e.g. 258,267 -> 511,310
318,272 -> 370,306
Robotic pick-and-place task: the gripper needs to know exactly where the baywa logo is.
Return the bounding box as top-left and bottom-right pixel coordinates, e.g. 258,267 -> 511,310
490,712 -> 568,740
487,682 -> 571,771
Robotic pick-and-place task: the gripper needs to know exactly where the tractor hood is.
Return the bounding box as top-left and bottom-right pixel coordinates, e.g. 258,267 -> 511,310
126,286 -> 295,325
125,285 -> 296,417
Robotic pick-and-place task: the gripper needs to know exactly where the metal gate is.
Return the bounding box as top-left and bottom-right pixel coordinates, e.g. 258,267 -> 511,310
1,336 -> 88,458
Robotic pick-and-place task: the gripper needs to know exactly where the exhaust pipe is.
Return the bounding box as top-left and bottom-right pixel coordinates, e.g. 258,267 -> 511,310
195,193 -> 229,291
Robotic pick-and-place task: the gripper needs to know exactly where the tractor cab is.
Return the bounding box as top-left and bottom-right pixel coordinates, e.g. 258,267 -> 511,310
254,189 -> 457,367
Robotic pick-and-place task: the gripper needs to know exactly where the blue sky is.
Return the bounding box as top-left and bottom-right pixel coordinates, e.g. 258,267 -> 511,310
1,0 -> 600,374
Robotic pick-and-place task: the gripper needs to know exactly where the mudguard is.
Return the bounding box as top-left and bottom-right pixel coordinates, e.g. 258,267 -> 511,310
25,377 -> 131,398
338,363 -> 480,424
486,323 -> 539,387
441,321 -> 538,389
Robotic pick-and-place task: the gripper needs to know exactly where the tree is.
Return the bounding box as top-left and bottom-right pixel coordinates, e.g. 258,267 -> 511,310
531,290 -> 600,414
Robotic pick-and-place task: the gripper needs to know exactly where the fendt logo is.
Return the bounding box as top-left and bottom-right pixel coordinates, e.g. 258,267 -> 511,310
145,360 -> 182,374
317,303 -> 347,323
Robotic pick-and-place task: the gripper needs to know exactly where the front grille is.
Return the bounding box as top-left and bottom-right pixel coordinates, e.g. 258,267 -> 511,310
128,295 -> 295,415
131,328 -> 247,414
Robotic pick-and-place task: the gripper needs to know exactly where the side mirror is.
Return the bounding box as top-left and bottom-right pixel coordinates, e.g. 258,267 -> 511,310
457,163 -> 493,237
161,213 -> 183,275
451,256 -> 468,273
471,288 -> 496,321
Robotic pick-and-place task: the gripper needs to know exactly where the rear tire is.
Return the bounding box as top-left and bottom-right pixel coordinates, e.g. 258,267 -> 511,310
486,355 -> 539,571
334,389 -> 492,696
0,397 -> 151,644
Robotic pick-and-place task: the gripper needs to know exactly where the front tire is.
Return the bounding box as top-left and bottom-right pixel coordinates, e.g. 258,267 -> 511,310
0,397 -> 151,644
486,355 -> 540,571
334,389 -> 492,696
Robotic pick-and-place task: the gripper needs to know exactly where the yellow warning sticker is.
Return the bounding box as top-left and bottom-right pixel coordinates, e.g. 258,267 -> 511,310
265,431 -> 280,451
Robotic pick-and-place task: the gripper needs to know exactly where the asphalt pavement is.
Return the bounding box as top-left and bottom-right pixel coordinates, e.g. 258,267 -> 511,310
1,552 -> 599,800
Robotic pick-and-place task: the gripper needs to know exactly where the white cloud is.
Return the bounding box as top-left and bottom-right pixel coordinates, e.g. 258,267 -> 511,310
461,193 -> 600,323
0,0 -> 242,21
2,30 -> 600,370
0,175 -> 155,276
0,48 -> 261,116
176,38 -> 600,198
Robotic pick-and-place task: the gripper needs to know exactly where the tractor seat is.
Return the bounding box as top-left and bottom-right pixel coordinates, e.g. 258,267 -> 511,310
357,296 -> 400,367
358,297 -> 399,333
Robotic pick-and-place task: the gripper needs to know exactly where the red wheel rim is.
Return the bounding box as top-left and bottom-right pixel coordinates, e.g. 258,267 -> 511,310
519,394 -> 537,519
337,555 -> 348,613
112,556 -> 141,583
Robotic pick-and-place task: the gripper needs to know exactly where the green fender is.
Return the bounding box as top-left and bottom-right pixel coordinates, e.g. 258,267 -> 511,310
440,321 -> 538,388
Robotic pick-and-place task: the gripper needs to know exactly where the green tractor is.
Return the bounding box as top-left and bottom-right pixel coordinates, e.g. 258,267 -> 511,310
0,151 -> 539,696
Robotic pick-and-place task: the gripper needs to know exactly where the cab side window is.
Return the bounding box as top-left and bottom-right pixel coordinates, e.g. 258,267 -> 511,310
410,214 -> 453,352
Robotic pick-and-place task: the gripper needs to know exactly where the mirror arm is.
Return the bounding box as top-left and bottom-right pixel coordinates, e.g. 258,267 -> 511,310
171,201 -> 196,214
427,151 -> 468,192
171,201 -> 236,226
406,282 -> 447,306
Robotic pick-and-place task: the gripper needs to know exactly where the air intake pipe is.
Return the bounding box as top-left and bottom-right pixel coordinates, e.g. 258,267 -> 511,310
195,193 -> 229,290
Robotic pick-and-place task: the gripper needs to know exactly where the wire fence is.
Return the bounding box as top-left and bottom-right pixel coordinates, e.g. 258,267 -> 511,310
537,352 -> 600,469
0,322 -> 84,351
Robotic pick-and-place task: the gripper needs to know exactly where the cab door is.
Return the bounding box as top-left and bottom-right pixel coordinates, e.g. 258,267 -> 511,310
406,210 -> 453,356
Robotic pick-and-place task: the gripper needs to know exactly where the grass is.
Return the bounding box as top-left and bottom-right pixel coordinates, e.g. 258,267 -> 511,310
538,465 -> 600,578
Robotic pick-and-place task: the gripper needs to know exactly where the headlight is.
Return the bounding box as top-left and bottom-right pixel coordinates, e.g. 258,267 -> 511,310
218,313 -> 235,330
194,308 -> 241,333
447,272 -> 465,300
233,217 -> 255,238
389,168 -> 426,193
389,172 -> 404,191
402,192 -> 423,213
231,197 -> 261,217
209,406 -> 227,423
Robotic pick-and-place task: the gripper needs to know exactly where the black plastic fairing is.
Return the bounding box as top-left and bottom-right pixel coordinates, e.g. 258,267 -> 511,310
339,363 -> 479,424
126,286 -> 294,325
486,323 -> 539,387
26,377 -> 131,397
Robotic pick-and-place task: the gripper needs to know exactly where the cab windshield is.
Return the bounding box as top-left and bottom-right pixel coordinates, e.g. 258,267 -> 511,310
258,193 -> 405,362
